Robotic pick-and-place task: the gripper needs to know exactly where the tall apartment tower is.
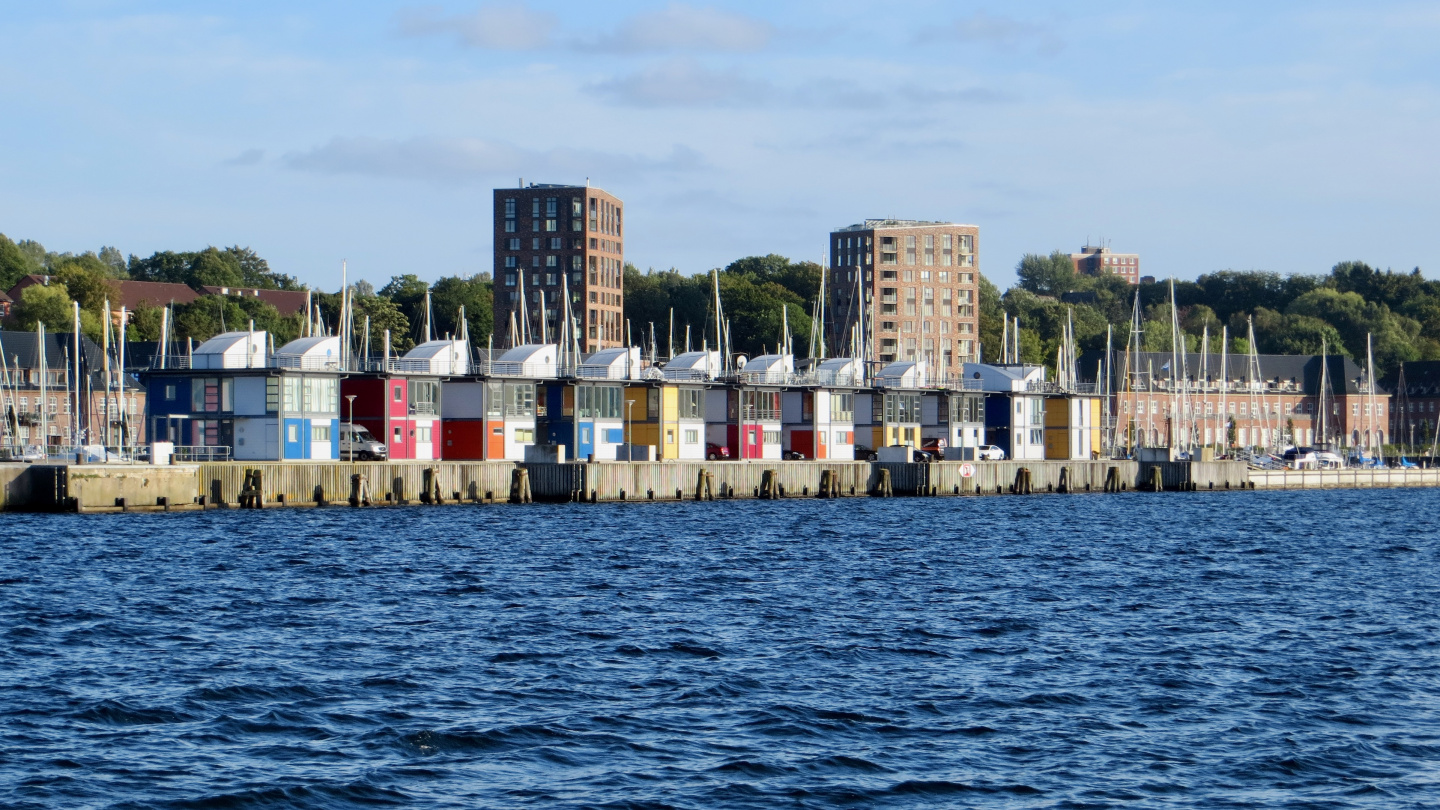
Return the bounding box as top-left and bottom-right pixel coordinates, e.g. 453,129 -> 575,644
827,219 -> 980,372
493,182 -> 625,351
1070,244 -> 1140,284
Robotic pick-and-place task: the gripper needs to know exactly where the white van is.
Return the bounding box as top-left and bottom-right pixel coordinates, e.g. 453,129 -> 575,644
339,423 -> 388,461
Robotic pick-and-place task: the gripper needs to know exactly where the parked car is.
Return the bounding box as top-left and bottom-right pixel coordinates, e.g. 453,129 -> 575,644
854,444 -> 878,461
706,442 -> 730,460
976,444 -> 1006,460
340,423 -> 388,461
920,438 -> 947,459
783,450 -> 807,460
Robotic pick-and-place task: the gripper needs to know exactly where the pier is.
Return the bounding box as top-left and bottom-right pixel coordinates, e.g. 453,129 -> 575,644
7,458 -> 1440,512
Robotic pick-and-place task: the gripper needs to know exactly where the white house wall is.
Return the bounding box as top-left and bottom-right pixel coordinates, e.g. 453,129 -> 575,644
233,416 -> 277,461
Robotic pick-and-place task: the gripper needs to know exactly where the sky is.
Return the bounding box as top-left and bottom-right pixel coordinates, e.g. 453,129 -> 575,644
3,1 -> 1440,293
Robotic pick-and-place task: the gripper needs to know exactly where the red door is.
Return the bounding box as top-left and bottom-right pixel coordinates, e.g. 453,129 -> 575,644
743,425 -> 762,459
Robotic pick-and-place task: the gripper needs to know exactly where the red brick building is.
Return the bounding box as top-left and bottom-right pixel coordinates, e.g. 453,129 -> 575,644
1071,244 -> 1140,284
1383,361 -> 1440,449
1084,350 -> 1390,451
827,219 -> 980,375
493,182 -> 625,352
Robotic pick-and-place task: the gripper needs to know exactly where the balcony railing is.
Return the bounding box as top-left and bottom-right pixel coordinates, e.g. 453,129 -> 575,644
489,361 -> 558,378
740,407 -> 781,421
575,364 -> 633,380
275,355 -> 343,371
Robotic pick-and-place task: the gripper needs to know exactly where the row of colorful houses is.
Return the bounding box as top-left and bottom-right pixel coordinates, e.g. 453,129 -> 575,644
139,331 -> 1108,462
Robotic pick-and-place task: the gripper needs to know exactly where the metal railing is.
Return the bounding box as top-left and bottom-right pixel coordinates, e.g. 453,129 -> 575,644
489,361 -> 559,378
171,445 -> 232,462
356,357 -> 449,374
740,407 -> 782,421
575,364 -> 635,380
275,355 -> 343,371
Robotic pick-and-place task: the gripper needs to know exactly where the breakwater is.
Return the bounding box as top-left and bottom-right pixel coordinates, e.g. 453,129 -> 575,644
5,457 -> 1437,512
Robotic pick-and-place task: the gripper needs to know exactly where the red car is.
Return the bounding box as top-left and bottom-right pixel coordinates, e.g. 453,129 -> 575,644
706,442 -> 730,460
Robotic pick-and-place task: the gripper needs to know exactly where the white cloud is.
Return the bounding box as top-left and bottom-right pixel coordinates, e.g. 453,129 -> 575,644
395,4 -> 557,50
281,136 -> 702,183
582,4 -> 774,53
590,62 -> 1005,110
397,2 -> 771,53
589,59 -> 772,107
222,148 -> 265,167
923,12 -> 1064,55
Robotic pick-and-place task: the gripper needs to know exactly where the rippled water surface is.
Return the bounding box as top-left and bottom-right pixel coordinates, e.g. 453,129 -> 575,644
3,489 -> 1440,808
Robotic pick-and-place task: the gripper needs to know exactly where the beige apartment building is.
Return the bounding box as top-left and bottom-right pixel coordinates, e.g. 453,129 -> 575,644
827,219 -> 980,371
492,182 -> 625,351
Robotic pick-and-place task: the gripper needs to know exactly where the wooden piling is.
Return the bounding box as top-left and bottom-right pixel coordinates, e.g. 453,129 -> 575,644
510,468 -> 532,504
349,473 -> 371,507
872,467 -> 893,497
760,469 -> 781,499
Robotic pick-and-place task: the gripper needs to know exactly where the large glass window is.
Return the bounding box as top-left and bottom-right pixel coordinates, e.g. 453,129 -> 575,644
411,381 -> 438,415
189,377 -> 233,413
505,382 -> 536,417
830,392 -> 854,422
884,393 -> 921,423
741,390 -> 781,420
679,388 -> 703,420
282,377 -> 300,412
577,385 -> 623,419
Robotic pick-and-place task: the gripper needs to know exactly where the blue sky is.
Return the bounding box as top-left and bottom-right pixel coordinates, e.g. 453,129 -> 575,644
3,2 -> 1439,292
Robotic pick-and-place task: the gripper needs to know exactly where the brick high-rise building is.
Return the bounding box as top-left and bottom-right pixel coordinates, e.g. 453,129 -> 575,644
493,182 -> 625,351
1071,244 -> 1140,284
827,219 -> 980,372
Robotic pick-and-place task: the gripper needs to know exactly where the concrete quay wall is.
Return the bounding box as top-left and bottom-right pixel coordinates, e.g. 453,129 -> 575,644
0,463 -> 202,512
6,457 -> 1438,512
194,461 -> 520,507
1251,468 -> 1440,490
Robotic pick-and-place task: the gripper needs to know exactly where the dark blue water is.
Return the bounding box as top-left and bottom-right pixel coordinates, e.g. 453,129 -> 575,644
2,490 -> 1438,809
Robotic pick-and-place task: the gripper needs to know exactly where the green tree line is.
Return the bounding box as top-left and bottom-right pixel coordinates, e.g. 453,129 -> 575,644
999,250 -> 1440,377
0,233 -> 493,352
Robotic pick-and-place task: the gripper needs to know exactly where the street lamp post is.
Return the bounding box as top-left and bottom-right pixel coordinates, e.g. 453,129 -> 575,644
345,394 -> 357,462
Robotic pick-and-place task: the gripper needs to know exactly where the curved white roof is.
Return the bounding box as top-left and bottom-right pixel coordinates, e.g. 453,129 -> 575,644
492,343 -> 558,377
745,354 -> 794,373
403,339 -> 470,375
876,360 -> 928,388
663,350 -> 720,381
192,331 -> 266,369
276,336 -> 340,357
739,353 -> 793,384
813,357 -> 862,386
496,343 -> 556,364
578,346 -> 641,379
275,335 -> 342,370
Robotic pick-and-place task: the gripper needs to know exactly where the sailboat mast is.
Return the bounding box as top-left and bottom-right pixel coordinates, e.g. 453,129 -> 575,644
38,322 -> 47,453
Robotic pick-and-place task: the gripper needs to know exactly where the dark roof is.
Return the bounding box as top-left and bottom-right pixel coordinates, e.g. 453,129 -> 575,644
0,330 -> 149,390
116,280 -> 202,310
1380,361 -> 1440,398
1079,349 -> 1372,396
200,285 -> 310,315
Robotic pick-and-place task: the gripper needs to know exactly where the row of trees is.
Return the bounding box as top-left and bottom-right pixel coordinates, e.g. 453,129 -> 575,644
1004,251 -> 1439,376
622,254 -> 821,358
0,234 -> 492,354
6,229 -> 1433,380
